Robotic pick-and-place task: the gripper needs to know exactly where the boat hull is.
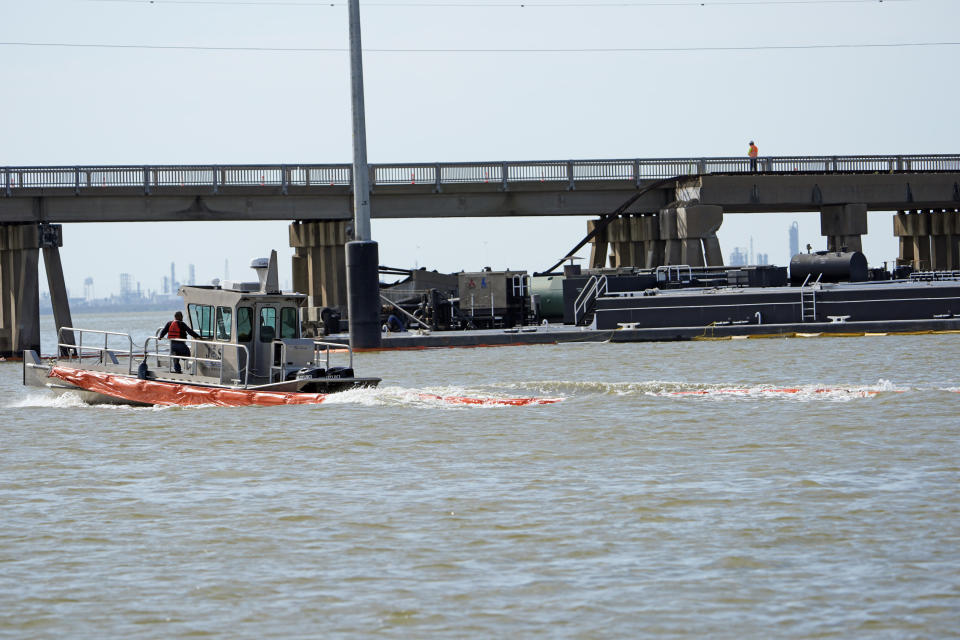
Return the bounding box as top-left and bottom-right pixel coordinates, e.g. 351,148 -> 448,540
24,353 -> 379,408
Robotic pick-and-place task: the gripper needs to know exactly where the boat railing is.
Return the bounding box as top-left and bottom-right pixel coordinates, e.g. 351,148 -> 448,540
269,340 -> 355,383
314,340 -> 354,370
57,327 -> 137,374
143,336 -> 251,386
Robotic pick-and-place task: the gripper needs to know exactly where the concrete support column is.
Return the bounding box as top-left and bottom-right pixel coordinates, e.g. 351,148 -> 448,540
288,220 -> 349,312
39,224 -> 74,354
950,211 -> 960,270
588,214 -> 664,270
0,224 -> 42,357
659,205 -> 724,267
927,209 -> 960,271
642,215 -> 663,269
606,217 -> 629,268
587,219 -> 609,269
893,210 -> 932,271
659,209 -> 682,265
930,210 -> 948,271
606,214 -> 660,269
820,204 -> 867,253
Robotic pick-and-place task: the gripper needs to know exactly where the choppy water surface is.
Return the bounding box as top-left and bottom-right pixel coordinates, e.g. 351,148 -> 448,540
1,312 -> 958,638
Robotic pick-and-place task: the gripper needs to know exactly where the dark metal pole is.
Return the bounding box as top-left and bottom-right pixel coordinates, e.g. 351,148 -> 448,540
346,0 -> 381,348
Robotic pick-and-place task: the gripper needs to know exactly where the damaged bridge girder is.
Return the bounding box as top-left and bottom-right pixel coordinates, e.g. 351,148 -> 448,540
685,173 -> 960,213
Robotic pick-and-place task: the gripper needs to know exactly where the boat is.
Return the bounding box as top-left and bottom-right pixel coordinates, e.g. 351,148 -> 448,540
22,251 -> 380,407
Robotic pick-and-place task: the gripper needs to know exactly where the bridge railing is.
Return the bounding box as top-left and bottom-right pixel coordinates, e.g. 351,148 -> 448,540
4,154 -> 960,196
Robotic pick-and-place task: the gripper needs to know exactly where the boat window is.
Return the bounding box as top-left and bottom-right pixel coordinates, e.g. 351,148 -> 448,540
188,304 -> 214,339
280,307 -> 298,339
259,307 -> 277,343
237,307 -> 253,342
216,306 -> 233,341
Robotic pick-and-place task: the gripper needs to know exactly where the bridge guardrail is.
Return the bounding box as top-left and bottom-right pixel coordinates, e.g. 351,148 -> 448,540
4,155 -> 960,196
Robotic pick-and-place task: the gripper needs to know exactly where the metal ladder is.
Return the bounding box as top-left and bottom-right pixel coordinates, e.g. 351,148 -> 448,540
573,274 -> 608,326
800,273 -> 821,322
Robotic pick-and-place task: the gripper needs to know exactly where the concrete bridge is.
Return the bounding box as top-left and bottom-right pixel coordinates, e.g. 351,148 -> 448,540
3,154 -> 960,356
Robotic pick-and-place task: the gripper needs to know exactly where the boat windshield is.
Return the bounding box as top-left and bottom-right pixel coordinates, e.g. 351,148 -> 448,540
259,307 -> 277,342
216,306 -> 232,341
237,307 -> 253,342
281,307 -> 298,339
188,304 -> 214,339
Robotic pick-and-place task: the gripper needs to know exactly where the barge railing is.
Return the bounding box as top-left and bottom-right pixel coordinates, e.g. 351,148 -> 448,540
909,270 -> 960,282
656,265 -> 694,286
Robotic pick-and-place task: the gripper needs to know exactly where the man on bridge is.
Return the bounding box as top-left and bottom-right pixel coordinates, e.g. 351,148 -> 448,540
748,141 -> 759,172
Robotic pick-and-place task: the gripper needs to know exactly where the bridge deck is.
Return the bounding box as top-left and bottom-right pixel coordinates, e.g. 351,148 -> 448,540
2,155 -> 959,222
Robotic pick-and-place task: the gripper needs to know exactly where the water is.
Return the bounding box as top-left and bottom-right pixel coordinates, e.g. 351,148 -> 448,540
1,312 -> 958,638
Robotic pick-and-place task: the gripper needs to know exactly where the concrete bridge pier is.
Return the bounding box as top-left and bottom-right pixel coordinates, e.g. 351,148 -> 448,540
930,210 -> 960,270
0,224 -> 41,357
641,215 -> 664,268
821,204 -> 867,253
289,220 -> 349,314
894,211 -> 931,270
588,214 -> 664,269
587,219 -> 609,269
895,209 -> 960,271
659,205 -> 724,267
608,214 -> 661,268
0,223 -> 72,358
606,216 -> 641,268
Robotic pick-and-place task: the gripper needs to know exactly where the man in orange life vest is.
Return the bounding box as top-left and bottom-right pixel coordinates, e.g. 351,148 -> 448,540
748,140 -> 759,172
158,310 -> 200,373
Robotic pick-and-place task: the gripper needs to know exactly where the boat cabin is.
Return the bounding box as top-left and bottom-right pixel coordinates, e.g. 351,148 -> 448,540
176,251 -> 330,385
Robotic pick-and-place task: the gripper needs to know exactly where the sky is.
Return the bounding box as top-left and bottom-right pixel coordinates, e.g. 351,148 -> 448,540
3,0 -> 958,296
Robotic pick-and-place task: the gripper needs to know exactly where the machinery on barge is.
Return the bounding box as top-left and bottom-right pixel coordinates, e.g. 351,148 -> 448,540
373,250 -> 960,336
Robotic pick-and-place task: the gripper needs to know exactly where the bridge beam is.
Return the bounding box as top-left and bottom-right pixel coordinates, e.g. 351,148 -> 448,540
821,204 -> 868,253
0,224 -> 41,357
289,220 -> 349,313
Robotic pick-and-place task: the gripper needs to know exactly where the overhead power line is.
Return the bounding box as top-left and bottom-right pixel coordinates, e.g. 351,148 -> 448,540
1,40 -> 956,52
55,0 -> 927,7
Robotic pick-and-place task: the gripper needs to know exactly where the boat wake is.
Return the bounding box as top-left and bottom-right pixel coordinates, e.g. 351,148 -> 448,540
319,386 -> 564,408
509,379 -> 913,401
6,386 -> 564,410
11,379 -> 955,409
8,391 -> 90,409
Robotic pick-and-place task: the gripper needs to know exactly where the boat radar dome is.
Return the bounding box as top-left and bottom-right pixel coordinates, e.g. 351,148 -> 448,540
250,251 -> 281,293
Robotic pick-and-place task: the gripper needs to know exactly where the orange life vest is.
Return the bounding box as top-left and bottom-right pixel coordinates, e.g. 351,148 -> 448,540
167,320 -> 184,340
749,144 -> 759,158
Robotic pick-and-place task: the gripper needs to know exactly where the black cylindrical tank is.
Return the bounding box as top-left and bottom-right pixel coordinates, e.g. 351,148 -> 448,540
790,251 -> 868,285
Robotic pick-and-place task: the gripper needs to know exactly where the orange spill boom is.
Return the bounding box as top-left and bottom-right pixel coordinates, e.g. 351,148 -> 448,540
48,367 -> 563,408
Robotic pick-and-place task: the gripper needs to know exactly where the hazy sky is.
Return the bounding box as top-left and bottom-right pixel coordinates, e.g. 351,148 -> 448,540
4,0 -> 958,296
